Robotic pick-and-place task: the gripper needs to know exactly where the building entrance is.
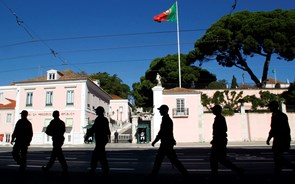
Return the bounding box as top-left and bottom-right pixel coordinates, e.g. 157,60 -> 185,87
137,121 -> 150,144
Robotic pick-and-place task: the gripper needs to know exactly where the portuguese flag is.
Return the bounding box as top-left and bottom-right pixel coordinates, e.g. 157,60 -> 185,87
153,2 -> 177,23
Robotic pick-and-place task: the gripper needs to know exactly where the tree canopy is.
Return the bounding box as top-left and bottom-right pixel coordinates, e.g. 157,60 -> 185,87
89,72 -> 130,99
281,83 -> 295,111
207,79 -> 227,89
187,9 -> 295,88
231,75 -> 238,89
132,54 -> 216,108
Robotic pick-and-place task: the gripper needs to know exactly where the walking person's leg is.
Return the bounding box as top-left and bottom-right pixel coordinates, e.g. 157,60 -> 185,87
88,146 -> 99,174
167,147 -> 188,178
210,146 -> 219,176
12,143 -> 21,165
56,146 -> 68,173
43,147 -> 58,171
150,146 -> 166,178
19,145 -> 28,171
273,150 -> 283,176
217,144 -> 244,175
97,144 -> 109,176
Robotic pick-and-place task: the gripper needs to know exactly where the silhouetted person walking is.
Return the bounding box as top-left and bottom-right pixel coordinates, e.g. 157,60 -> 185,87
42,110 -> 68,176
114,130 -> 119,143
149,105 -> 188,181
85,106 -> 111,177
11,110 -> 33,172
210,105 -> 243,177
266,101 -> 295,176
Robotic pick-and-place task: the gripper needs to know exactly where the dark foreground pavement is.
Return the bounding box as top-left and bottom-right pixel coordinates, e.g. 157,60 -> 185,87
1,168 -> 294,184
1,143 -> 295,184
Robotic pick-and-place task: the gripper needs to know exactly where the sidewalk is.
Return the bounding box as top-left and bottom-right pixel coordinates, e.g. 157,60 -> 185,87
64,141 -> 295,149
1,141 -> 294,149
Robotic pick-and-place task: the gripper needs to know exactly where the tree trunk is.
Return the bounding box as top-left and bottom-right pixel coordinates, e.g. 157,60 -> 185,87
261,53 -> 272,88
236,50 -> 262,88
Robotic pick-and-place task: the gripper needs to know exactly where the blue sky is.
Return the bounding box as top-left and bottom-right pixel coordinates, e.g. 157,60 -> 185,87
0,0 -> 294,88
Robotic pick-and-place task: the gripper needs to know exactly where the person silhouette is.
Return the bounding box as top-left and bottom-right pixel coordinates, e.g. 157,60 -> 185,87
11,110 -> 33,172
149,104 -> 188,182
210,105 -> 243,177
84,106 -> 111,177
266,101 -> 295,176
114,130 -> 119,143
42,110 -> 68,176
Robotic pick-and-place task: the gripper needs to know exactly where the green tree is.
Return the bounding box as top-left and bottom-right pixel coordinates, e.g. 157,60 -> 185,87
188,9 -> 295,88
201,90 -> 244,115
281,83 -> 295,111
207,80 -> 227,89
89,72 -> 130,99
132,54 -> 216,108
231,75 -> 239,89
243,90 -> 280,111
223,90 -> 243,111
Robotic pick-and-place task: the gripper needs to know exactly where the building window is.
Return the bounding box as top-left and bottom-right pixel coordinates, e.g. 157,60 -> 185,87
48,73 -> 55,80
67,135 -> 71,142
45,91 -> 53,106
177,98 -> 185,113
6,113 -> 12,123
5,133 -> 10,143
65,118 -> 73,127
26,92 -> 33,106
43,119 -> 51,142
66,90 -> 74,105
65,118 -> 73,134
0,92 -> 3,100
109,106 -> 113,116
172,98 -> 189,117
119,106 -> 123,121
43,119 -> 51,131
87,92 -> 90,110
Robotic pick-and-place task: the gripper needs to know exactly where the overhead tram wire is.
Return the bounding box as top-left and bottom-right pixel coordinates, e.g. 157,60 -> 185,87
0,0 -> 34,40
0,29 -> 207,49
0,58 -> 154,74
0,42 -> 193,62
0,0 -> 83,72
0,55 -> 291,75
0,39 -> 227,62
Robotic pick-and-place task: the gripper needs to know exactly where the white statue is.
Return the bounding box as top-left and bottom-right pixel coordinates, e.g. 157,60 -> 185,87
156,73 -> 161,86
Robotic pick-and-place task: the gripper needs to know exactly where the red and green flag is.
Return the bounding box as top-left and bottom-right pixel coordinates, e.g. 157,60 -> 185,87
153,2 -> 177,23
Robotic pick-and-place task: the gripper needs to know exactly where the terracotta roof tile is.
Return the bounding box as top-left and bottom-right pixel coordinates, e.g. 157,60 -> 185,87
163,87 -> 201,94
266,78 -> 285,84
111,95 -> 123,100
0,98 -> 16,109
15,70 -> 88,84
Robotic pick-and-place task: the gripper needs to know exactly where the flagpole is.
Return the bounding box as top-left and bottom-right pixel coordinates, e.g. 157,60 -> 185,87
176,0 -> 182,88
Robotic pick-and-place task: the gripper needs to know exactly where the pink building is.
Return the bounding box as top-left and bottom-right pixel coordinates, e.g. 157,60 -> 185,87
1,70 -> 293,145
151,84 -> 295,143
0,86 -> 18,144
0,69 -> 115,145
109,95 -> 132,130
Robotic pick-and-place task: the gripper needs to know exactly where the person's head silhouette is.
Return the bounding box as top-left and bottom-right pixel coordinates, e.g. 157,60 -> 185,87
20,110 -> 28,119
157,104 -> 169,116
52,110 -> 60,119
95,106 -> 105,116
268,101 -> 279,112
211,105 -> 222,115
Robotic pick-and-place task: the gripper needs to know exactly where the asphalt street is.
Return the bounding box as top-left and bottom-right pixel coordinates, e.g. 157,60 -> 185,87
0,143 -> 294,184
